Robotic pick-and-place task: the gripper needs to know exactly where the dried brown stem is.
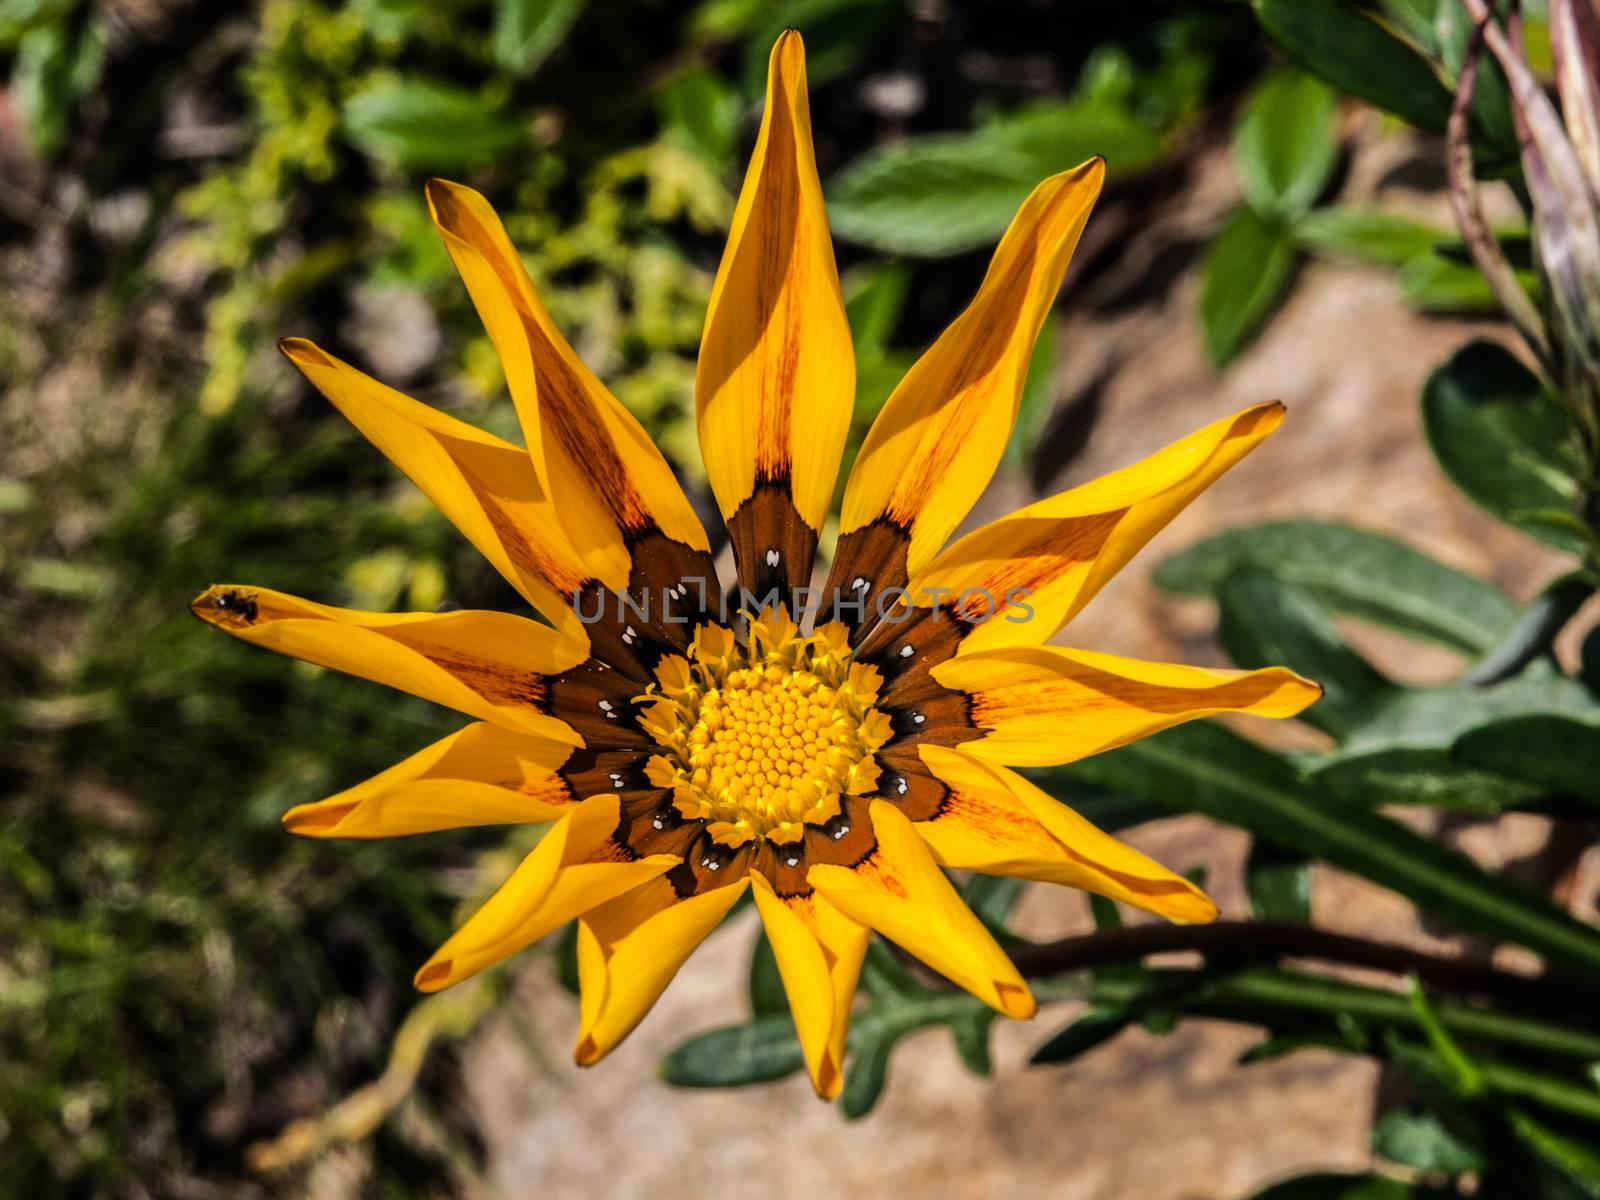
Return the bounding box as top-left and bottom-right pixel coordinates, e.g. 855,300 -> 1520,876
1007,920 -> 1600,1015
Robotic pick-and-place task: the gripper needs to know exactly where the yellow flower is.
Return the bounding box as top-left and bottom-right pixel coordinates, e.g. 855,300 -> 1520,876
192,32 -> 1320,1100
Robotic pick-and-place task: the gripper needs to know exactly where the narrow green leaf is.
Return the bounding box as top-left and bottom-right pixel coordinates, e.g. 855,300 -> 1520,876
1421,340 -> 1585,551
748,930 -> 787,1020
1239,1031 -> 1354,1065
1054,723 -> 1600,978
1088,893 -> 1122,931
1233,70 -> 1340,219
1199,206 -> 1298,366
1154,520 -> 1516,655
1030,1007 -> 1134,1065
1294,207 -> 1453,266
1406,977 -> 1485,1097
1246,839 -> 1313,923
1452,715 -> 1600,809
842,261 -> 911,357
1308,748 -> 1542,813
950,1011 -> 995,1078
963,874 -> 1024,936
1371,1110 -> 1485,1173
1215,567 -> 1391,739
841,1032 -> 892,1119
1252,0 -> 1452,132
343,79 -> 528,171
13,14 -> 103,157
1507,1110 -> 1600,1188
492,0 -> 585,75
659,1015 -> 805,1087
1399,254 -> 1531,313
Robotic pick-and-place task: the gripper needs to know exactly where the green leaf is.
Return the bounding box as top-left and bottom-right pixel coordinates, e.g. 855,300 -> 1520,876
1215,567 -> 1391,739
1154,520 -> 1516,655
1239,1031 -> 1355,1065
656,66 -> 740,166
1252,0 -> 1452,132
1507,1110 -> 1600,1190
1332,660 -> 1597,761
1372,1110 -> 1485,1173
1452,716 -> 1600,809
1247,1173 -> 1423,1200
13,14 -> 103,157
827,97 -> 1160,257
1030,1007 -> 1134,1064
1398,254 -> 1522,313
1054,723 -> 1600,979
840,1033 -> 891,1119
962,874 -> 1024,937
748,930 -> 788,1020
949,1010 -> 995,1077
492,0 -> 584,75
1199,206 -> 1298,367
1233,70 -> 1339,219
827,136 -> 1039,257
659,1015 -> 805,1087
1294,207 -> 1452,266
1308,748 -> 1542,813
842,261 -> 911,357
1246,839 -> 1313,923
343,79 -> 528,171
1421,340 -> 1585,551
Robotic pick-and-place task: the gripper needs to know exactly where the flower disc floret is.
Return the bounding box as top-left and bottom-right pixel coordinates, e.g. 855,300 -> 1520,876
640,609 -> 892,847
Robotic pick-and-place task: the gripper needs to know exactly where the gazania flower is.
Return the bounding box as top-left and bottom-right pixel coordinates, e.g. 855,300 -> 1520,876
193,32 -> 1319,1099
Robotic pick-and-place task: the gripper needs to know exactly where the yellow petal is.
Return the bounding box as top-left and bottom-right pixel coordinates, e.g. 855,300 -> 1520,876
190,584 -> 585,743
696,31 -> 854,595
828,159 -> 1104,608
932,644 -> 1321,767
916,745 -> 1216,923
278,337 -> 591,641
415,794 -> 678,992
808,800 -> 1033,1018
574,875 -> 749,1064
911,402 -> 1284,654
426,179 -> 710,581
750,873 -> 869,1100
282,722 -> 576,838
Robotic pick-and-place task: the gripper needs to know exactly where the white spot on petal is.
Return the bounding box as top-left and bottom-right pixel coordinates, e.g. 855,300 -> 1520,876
898,644 -> 914,658
765,549 -> 781,568
912,712 -> 926,725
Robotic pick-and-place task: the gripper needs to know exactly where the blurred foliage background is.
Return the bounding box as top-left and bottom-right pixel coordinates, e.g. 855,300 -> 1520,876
6,0 -> 1600,1196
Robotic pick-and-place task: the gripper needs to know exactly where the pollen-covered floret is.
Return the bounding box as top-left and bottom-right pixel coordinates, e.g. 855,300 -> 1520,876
639,609 -> 892,847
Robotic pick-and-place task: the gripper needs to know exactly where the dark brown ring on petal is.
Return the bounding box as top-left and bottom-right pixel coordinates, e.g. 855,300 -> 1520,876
873,743 -> 953,822
546,660 -> 654,750
616,791 -> 705,859
820,515 -> 911,642
725,476 -> 817,616
668,831 -> 754,898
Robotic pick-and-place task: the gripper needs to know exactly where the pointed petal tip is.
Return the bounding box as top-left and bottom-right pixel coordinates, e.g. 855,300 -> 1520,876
811,1052 -> 843,1100
423,176 -> 480,233
281,800 -> 356,837
574,1035 -> 602,1067
769,27 -> 807,82
997,980 -> 1037,1020
276,336 -> 328,368
413,959 -> 454,993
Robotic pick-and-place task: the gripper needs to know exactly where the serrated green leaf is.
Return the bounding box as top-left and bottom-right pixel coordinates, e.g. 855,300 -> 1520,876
1252,0 -> 1452,132
343,78 -> 528,171
1053,723 -> 1600,978
1154,520 -> 1517,655
1294,207 -> 1452,266
492,0 -> 584,75
1421,340 -> 1585,551
1199,205 -> 1298,366
1216,567 -> 1391,739
1234,70 -> 1339,218
1372,1110 -> 1485,1173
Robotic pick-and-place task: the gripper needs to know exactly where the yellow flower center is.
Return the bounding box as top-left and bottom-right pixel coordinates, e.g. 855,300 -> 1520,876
638,609 -> 892,848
